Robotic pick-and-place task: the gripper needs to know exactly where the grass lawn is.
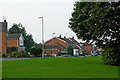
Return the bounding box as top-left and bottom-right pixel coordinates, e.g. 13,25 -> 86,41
2,56 -> 118,78
0,61 -> 2,79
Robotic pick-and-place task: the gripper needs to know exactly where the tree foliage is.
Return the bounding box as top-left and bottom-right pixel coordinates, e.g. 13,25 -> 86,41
10,46 -> 17,52
8,23 -> 26,36
30,48 -> 42,57
69,2 -> 120,66
67,45 -> 73,55
8,23 -> 35,51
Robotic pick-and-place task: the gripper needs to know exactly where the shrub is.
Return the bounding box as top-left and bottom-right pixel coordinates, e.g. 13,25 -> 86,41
81,51 -> 85,56
85,53 -> 89,55
102,48 -> 120,66
10,46 -> 17,52
18,50 -> 24,54
58,52 -> 61,56
30,48 -> 42,57
18,50 -> 24,58
25,51 -> 29,57
46,51 -> 50,57
5,54 -> 8,57
17,55 -> 20,58
49,54 -> 52,57
32,54 -> 34,57
2,54 -> 5,58
12,51 -> 18,58
19,53 -> 23,58
7,53 -> 12,57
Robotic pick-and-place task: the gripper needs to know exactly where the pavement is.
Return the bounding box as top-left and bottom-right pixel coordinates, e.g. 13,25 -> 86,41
1,58 -> 32,61
1,55 -> 101,61
0,58 -> 2,61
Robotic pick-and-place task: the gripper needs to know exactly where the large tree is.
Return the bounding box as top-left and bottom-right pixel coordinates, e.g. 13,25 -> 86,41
69,2 -> 120,66
8,23 -> 35,51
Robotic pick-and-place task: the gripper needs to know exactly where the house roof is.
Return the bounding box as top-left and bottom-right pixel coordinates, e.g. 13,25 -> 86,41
56,43 -> 66,49
58,36 -> 82,48
7,34 -> 21,39
40,36 -> 82,49
80,42 -> 91,46
70,38 -> 80,46
58,37 -> 72,44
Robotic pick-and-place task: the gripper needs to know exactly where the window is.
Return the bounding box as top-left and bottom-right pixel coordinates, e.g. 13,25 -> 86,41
19,40 -> 23,46
21,41 -> 22,44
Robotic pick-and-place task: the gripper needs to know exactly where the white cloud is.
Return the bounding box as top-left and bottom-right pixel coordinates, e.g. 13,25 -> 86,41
1,0 -> 81,43
1,0 -> 78,3
0,1 -> 3,21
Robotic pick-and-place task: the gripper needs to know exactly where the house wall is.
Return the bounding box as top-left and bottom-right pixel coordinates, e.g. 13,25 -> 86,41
45,38 -> 67,55
44,49 -> 58,55
0,32 -> 7,54
7,41 -> 23,53
76,46 -> 81,52
59,46 -> 64,51
7,39 -> 19,47
19,34 -> 24,46
83,45 -> 91,55
0,21 -> 25,54
0,21 -> 7,54
45,38 -> 81,55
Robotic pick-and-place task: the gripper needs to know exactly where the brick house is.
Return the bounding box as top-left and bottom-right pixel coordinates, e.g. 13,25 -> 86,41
7,34 -> 25,53
35,35 -> 81,55
80,42 -> 97,55
0,20 -> 7,54
0,20 -> 25,54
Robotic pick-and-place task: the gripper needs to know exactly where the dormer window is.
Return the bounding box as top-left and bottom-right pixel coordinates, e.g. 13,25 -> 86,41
19,34 -> 24,46
21,41 -> 23,45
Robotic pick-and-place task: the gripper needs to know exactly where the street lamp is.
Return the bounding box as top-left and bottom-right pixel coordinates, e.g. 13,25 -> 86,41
52,33 -> 55,57
38,17 -> 44,58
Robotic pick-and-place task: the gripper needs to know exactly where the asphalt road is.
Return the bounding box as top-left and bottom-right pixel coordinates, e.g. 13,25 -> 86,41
1,55 -> 97,61
1,58 -> 32,61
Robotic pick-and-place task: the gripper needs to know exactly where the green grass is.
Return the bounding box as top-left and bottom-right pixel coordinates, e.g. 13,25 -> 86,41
2,56 -> 118,78
0,61 -> 2,79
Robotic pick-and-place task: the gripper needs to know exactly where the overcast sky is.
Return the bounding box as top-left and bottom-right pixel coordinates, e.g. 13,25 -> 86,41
0,0 -> 84,43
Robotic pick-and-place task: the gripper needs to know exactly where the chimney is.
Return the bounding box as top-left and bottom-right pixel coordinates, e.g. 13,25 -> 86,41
0,19 -> 7,54
59,35 -> 61,38
4,19 -> 6,22
3,16 -> 6,22
72,36 -> 74,39
0,20 -> 7,32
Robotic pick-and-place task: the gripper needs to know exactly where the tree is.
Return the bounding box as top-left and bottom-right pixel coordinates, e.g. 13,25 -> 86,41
24,34 -> 35,51
30,48 -> 42,57
8,23 -> 35,51
69,2 -> 120,66
67,45 -> 73,55
8,23 -> 27,36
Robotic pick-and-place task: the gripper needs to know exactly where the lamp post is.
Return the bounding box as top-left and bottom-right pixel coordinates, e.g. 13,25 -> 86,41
52,33 -> 55,57
38,17 -> 44,58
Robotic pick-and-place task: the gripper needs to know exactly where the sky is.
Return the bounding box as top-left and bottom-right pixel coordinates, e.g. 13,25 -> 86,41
0,0 -> 85,43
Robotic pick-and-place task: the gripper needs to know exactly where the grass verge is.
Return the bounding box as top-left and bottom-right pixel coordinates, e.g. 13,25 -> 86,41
2,56 -> 118,78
